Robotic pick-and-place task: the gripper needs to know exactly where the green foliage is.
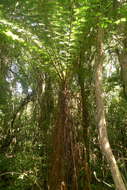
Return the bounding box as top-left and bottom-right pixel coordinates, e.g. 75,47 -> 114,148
0,0 -> 127,189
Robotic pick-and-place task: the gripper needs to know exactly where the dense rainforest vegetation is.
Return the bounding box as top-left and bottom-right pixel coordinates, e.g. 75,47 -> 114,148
0,0 -> 127,189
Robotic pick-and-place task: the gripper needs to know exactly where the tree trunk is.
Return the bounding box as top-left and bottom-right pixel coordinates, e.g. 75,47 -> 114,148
77,66 -> 91,190
117,47 -> 127,99
36,73 -> 54,189
95,27 -> 126,190
115,0 -> 127,99
49,81 -> 78,190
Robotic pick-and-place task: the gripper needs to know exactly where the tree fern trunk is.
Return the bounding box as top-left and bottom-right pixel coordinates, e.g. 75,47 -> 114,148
49,81 -> 78,190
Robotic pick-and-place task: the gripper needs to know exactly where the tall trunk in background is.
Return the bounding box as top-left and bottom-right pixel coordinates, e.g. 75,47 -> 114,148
77,64 -> 91,190
115,0 -> 127,99
117,41 -> 127,99
36,73 -> 54,190
95,27 -> 126,190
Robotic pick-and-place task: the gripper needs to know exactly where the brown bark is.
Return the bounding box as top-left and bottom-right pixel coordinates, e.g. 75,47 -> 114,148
95,27 -> 126,190
36,73 -> 53,189
117,47 -> 127,99
78,69 -> 91,190
49,81 -> 78,190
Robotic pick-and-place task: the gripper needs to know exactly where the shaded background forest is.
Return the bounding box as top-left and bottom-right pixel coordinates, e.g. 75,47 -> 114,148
0,0 -> 127,190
